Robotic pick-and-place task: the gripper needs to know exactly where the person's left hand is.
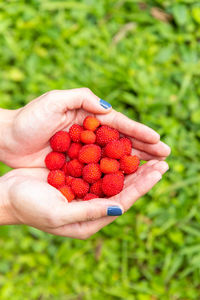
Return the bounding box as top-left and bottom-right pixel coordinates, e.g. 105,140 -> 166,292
0,88 -> 170,168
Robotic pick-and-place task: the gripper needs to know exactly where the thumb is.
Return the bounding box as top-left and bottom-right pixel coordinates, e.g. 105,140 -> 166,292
44,88 -> 112,114
55,199 -> 124,225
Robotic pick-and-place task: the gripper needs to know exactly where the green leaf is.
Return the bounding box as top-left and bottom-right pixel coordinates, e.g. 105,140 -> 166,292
173,4 -> 188,26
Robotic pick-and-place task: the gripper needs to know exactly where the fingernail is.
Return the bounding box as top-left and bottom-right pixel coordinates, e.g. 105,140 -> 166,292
107,206 -> 122,216
100,99 -> 112,109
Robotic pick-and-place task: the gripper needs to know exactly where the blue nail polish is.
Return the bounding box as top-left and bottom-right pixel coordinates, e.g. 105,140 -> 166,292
100,99 -> 112,109
107,206 -> 122,216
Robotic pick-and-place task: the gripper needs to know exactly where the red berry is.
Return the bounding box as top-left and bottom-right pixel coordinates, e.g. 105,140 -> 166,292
120,155 -> 140,174
79,144 -> 101,164
102,172 -> 124,197
115,170 -> 124,178
71,178 -> 89,198
50,131 -> 71,152
67,159 -> 84,177
90,179 -> 104,197
83,116 -> 100,131
83,193 -> 98,201
80,130 -> 96,144
105,140 -> 125,159
62,162 -> 69,175
66,176 -> 75,186
100,158 -> 120,174
69,124 -> 83,142
59,185 -> 75,202
120,137 -> 132,155
45,152 -> 66,170
82,163 -> 102,184
96,125 -> 119,146
48,170 -> 65,188
46,115 -> 139,200
68,143 -> 82,159
101,147 -> 106,158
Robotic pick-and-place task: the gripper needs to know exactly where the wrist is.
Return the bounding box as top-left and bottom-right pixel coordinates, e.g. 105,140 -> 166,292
0,175 -> 19,225
0,108 -> 19,163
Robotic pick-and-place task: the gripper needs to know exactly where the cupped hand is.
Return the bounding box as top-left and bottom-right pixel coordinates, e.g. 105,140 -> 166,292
1,88 -> 170,168
1,160 -> 168,239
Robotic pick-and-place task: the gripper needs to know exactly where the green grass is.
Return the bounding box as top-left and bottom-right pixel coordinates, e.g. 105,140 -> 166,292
0,0 -> 200,299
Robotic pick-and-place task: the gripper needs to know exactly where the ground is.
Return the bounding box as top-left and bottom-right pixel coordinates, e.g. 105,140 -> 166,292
0,1 -> 200,299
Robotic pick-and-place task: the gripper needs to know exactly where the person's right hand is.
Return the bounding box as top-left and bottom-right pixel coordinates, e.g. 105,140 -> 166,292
0,160 -> 168,239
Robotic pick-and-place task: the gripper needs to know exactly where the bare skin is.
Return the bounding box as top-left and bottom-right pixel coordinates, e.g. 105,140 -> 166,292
0,88 -> 170,239
0,88 -> 170,168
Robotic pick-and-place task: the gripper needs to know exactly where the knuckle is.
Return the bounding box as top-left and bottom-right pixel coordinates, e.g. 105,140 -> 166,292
81,87 -> 92,95
46,210 -> 60,228
43,90 -> 59,101
76,224 -> 92,240
85,206 -> 98,222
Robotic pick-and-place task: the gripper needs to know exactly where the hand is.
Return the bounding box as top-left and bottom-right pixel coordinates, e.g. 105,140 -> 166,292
0,88 -> 170,168
0,160 -> 168,239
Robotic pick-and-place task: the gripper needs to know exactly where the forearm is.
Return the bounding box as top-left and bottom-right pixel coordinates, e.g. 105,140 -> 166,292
0,108 -> 17,163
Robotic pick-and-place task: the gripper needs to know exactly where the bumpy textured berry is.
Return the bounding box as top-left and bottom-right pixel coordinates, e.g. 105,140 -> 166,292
90,179 -> 104,197
80,130 -> 96,144
83,193 -> 97,201
79,144 -> 101,164
83,116 -> 100,131
59,185 -> 75,202
71,178 -> 89,198
50,131 -> 71,152
46,115 -> 140,201
100,158 -> 120,174
45,152 -> 66,170
115,170 -> 124,178
69,124 -> 83,142
101,147 -> 106,158
102,172 -> 124,197
66,176 -> 75,186
68,143 -> 82,159
96,125 -> 119,146
120,155 -> 140,174
48,170 -> 65,188
67,159 -> 84,177
61,162 -> 69,175
120,137 -> 132,155
82,163 -> 102,184
105,140 -> 125,159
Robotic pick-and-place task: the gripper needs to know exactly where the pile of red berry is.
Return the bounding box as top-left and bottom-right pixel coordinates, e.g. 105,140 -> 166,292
45,116 -> 140,202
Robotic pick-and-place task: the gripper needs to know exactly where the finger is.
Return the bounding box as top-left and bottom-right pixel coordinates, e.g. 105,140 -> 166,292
124,160 -> 159,187
132,149 -> 167,161
44,216 -> 118,239
131,139 -> 171,157
54,199 -> 124,226
148,161 -> 169,175
117,167 -> 168,212
43,88 -> 112,114
124,161 -> 169,188
97,110 -> 160,143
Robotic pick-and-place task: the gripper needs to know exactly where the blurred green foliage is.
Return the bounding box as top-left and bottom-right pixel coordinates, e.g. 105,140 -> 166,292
0,0 -> 200,299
